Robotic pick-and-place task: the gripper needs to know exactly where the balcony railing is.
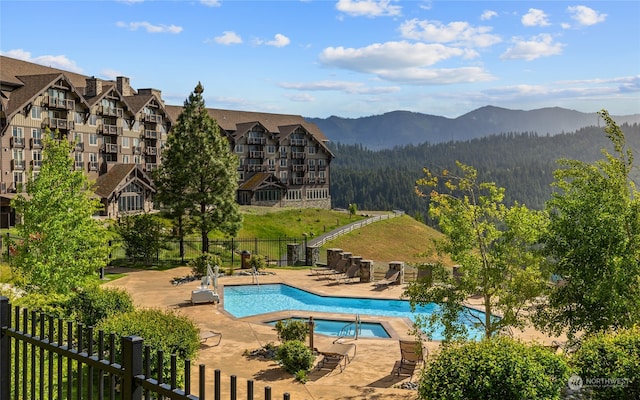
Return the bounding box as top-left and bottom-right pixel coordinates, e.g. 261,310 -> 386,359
249,151 -> 264,159
142,114 -> 162,124
145,146 -> 157,155
11,160 -> 26,170
99,124 -> 122,136
292,152 -> 305,159
245,165 -> 264,172
247,137 -> 266,145
42,96 -> 75,110
143,130 -> 158,139
43,117 -> 74,131
292,165 -> 306,172
102,143 -> 119,153
98,105 -> 124,117
133,146 -> 142,155
74,161 -> 84,170
75,142 -> 85,151
31,160 -> 42,169
88,161 -> 99,171
290,138 -> 307,146
30,138 -> 43,148
145,163 -> 158,172
291,178 -> 304,185
10,137 -> 25,148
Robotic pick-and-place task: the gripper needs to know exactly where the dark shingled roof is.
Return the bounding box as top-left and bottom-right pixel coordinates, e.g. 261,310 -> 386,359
238,172 -> 286,192
93,164 -> 155,199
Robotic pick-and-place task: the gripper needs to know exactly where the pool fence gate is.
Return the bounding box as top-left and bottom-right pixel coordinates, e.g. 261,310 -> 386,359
0,296 -> 291,400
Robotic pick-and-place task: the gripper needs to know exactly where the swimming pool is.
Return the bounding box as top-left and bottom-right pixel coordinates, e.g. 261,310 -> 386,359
267,317 -> 391,338
222,283 -> 485,340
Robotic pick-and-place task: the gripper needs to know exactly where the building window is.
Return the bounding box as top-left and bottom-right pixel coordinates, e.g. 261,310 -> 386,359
234,144 -> 244,153
118,182 -> 145,213
122,137 -> 130,148
133,138 -> 140,147
279,146 -> 287,156
88,115 -> 98,126
308,159 -> 315,168
74,132 -> 83,143
238,171 -> 244,181
122,155 -> 130,164
12,126 -> 24,139
32,150 -> 42,168
309,171 -> 315,180
267,145 -> 276,154
89,133 -> 98,146
267,159 -> 275,170
14,172 -> 24,188
285,189 -> 301,200
31,106 -> 42,119
74,152 -> 83,170
75,112 -> 84,125
308,146 -> 317,154
280,159 -> 287,167
279,171 -> 288,181
31,129 -> 42,147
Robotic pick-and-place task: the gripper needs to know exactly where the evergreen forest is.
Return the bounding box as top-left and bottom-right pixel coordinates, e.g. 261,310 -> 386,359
329,123 -> 640,220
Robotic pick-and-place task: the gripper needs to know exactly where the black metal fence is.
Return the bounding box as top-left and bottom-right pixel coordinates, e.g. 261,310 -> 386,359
1,233 -> 309,267
0,297 -> 291,400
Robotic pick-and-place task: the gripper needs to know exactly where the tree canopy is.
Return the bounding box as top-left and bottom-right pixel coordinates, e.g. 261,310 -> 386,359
535,110 -> 640,339
154,82 -> 241,252
406,162 -> 548,340
10,133 -> 109,293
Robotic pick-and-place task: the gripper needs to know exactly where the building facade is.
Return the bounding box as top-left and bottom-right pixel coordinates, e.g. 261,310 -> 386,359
0,56 -> 332,227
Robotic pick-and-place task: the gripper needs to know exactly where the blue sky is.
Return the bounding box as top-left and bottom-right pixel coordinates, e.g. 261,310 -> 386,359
1,0 -> 639,118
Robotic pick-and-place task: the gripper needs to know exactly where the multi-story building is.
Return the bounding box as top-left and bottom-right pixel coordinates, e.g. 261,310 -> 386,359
0,56 -> 332,227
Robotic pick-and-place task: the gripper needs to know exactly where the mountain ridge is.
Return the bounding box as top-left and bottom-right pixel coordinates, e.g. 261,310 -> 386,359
306,106 -> 640,150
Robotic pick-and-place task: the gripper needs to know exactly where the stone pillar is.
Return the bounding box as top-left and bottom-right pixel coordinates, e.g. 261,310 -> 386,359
349,255 -> 362,270
287,243 -> 300,266
326,248 -> 343,268
305,245 -> 319,266
360,260 -> 374,283
389,261 -> 405,285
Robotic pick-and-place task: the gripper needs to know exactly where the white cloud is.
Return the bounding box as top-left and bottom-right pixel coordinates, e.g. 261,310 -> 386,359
336,0 -> 401,17
100,68 -> 123,80
319,41 -> 468,72
283,93 -> 316,102
1,49 -> 83,73
211,31 -> 242,45
480,10 -> 498,21
399,19 -> 501,48
567,5 -> 606,26
279,80 -> 400,94
200,0 -> 221,7
521,8 -> 550,27
265,34 -> 291,48
501,34 -> 564,61
375,66 -> 494,84
116,21 -> 182,34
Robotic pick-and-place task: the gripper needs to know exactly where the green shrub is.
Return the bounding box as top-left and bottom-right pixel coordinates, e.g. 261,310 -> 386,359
248,254 -> 267,270
418,337 -> 570,400
66,286 -> 134,327
96,308 -> 200,386
276,340 -> 315,374
13,291 -> 71,319
189,252 -> 222,277
115,214 -> 167,264
571,326 -> 640,400
275,319 -> 308,342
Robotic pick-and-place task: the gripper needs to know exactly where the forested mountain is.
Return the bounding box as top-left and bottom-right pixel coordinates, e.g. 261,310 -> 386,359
308,106 -> 640,150
329,123 -> 640,220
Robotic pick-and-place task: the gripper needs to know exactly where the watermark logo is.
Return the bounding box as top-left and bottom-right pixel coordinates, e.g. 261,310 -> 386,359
568,374 -> 629,391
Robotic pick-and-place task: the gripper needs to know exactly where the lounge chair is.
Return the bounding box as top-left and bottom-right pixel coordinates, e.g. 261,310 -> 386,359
199,330 -> 222,346
315,342 -> 357,373
316,259 -> 349,280
395,340 -> 426,378
374,269 -> 400,289
333,264 -> 360,284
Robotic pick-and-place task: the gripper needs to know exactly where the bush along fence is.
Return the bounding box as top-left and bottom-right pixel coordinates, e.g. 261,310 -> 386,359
0,297 -> 291,400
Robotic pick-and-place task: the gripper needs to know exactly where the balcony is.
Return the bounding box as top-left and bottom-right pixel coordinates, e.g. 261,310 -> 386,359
318,164 -> 327,171
42,96 -> 75,110
292,164 -> 306,172
143,130 -> 158,139
99,124 -> 122,136
290,138 -> 307,146
98,106 -> 124,118
249,151 -> 264,159
30,138 -> 43,148
31,160 -> 42,169
133,146 -> 142,155
10,137 -> 25,148
245,164 -> 264,172
102,143 -> 119,154
11,160 -> 26,170
75,142 -> 85,152
74,161 -> 83,170
88,162 -> 99,171
291,178 -> 304,185
145,146 -> 157,156
43,117 -> 74,131
292,152 -> 305,159
145,163 -> 158,172
247,137 -> 266,145
142,114 -> 162,124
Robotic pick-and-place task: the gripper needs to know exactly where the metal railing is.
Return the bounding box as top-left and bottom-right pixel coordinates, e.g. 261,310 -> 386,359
0,297 -> 291,400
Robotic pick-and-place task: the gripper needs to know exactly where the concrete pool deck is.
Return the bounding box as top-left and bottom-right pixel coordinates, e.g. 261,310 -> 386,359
104,266 -> 560,400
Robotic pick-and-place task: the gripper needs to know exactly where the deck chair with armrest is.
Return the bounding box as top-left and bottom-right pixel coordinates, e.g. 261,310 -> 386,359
333,264 -> 360,284
315,342 -> 357,373
199,329 -> 222,346
374,269 -> 400,289
316,258 -> 350,280
395,340 -> 426,378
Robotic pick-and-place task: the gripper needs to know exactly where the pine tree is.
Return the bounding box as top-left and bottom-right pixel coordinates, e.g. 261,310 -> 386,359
155,83 -> 241,253
11,132 -> 108,293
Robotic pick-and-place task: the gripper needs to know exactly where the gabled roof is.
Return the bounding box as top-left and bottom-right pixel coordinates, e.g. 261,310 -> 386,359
238,172 -> 286,192
94,164 -> 155,199
123,94 -> 155,115
277,124 -> 334,157
0,56 -> 89,88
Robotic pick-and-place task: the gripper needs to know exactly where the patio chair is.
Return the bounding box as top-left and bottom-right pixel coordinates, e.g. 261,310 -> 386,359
316,259 -> 350,280
199,330 -> 222,346
315,342 -> 357,373
374,269 -> 400,289
333,264 -> 360,284
395,340 -> 426,378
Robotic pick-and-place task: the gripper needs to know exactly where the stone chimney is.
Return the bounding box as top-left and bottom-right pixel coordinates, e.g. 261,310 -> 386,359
117,77 -> 132,96
85,77 -> 102,97
138,88 -> 162,99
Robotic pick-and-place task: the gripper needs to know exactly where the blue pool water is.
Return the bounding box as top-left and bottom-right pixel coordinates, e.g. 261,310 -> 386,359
267,317 -> 391,338
223,284 -> 485,340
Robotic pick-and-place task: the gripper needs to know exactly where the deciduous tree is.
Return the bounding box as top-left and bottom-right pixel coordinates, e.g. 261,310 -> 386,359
535,110 -> 640,339
155,83 -> 241,252
406,162 -> 548,340
10,133 -> 108,293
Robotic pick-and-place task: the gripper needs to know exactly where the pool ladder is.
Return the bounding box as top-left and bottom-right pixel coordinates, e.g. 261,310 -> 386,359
335,314 -> 361,342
